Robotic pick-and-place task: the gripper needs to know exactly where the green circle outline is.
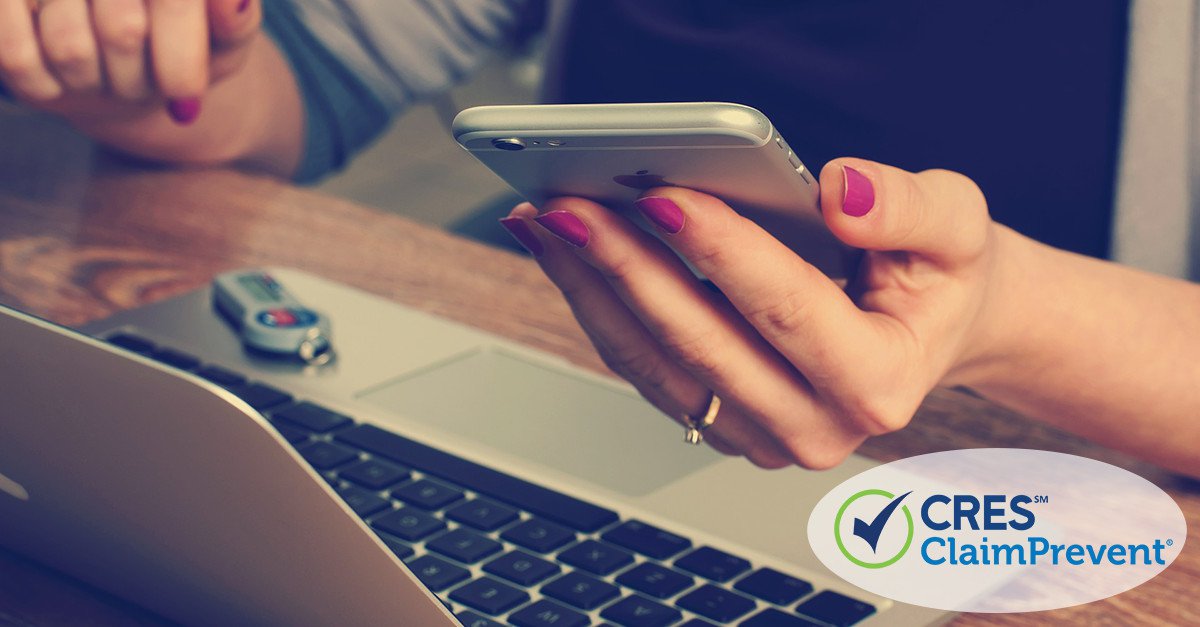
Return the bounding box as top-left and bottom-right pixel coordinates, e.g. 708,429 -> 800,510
834,488 -> 914,569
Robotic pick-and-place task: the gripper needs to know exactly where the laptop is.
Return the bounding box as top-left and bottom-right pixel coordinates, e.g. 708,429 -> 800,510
0,267 -> 950,626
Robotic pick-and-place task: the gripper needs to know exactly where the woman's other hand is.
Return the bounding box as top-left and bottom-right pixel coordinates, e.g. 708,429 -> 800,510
0,0 -> 261,125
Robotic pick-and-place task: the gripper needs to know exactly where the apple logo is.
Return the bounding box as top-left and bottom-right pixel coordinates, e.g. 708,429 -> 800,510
0,469 -> 29,501
613,170 -> 674,190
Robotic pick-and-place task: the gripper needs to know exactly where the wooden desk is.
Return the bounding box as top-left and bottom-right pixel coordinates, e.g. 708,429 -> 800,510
0,147 -> 1195,626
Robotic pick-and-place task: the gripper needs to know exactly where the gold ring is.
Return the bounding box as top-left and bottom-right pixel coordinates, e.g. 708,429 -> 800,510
682,393 -> 721,445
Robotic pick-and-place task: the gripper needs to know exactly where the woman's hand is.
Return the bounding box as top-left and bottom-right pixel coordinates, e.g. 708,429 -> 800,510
501,158 -> 1008,469
0,0 -> 261,124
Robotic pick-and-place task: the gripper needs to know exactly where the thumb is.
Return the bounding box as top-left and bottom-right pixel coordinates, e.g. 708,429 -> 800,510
819,158 -> 991,265
208,0 -> 261,47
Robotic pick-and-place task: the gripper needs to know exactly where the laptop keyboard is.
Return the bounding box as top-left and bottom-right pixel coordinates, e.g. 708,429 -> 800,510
105,332 -> 878,627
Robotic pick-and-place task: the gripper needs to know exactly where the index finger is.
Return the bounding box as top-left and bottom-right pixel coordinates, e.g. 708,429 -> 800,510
148,0 -> 208,100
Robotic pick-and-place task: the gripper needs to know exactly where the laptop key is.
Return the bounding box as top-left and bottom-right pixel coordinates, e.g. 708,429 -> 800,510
445,498 -> 519,531
741,609 -> 823,627
149,347 -> 201,371
457,610 -> 505,627
271,401 -> 353,433
371,506 -> 445,542
336,486 -> 389,517
296,441 -> 359,470
676,584 -> 756,622
378,534 -> 414,560
679,620 -> 718,627
392,478 -> 464,510
336,424 -> 618,532
558,539 -> 634,576
501,518 -> 575,553
268,419 -> 310,445
449,577 -> 530,616
602,519 -> 691,560
229,382 -> 293,411
675,546 -> 752,583
615,562 -> 693,599
509,599 -> 589,627
734,568 -> 813,606
427,528 -> 502,564
542,571 -> 620,610
339,459 -> 410,490
599,595 -> 682,627
107,333 -> 155,354
441,494 -> 516,528
194,364 -> 247,387
406,554 -> 470,591
795,591 -> 875,627
483,550 -> 559,586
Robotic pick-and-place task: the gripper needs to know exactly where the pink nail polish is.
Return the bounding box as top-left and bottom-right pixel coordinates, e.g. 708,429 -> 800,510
842,166 -> 875,217
635,196 -> 685,234
534,211 -> 590,248
499,217 -> 544,257
167,98 -> 202,125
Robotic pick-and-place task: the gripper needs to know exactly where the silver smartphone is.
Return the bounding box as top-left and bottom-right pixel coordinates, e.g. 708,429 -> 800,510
452,102 -> 850,276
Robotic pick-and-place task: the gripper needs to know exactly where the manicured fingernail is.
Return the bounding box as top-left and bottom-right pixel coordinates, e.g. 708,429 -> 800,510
167,98 -> 201,125
237,0 -> 251,11
499,217 -> 544,257
842,166 -> 875,217
635,196 -> 685,234
534,211 -> 590,248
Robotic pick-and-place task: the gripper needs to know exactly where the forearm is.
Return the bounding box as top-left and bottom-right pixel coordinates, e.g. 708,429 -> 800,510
962,225 -> 1200,477
70,34 -> 303,177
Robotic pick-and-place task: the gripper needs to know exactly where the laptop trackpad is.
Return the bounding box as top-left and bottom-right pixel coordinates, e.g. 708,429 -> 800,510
357,348 -> 721,497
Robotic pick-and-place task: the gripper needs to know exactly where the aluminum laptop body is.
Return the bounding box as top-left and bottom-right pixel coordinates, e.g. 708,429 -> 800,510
0,268 -> 949,626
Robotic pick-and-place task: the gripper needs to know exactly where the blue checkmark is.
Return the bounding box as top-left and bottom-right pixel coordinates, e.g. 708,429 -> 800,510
852,491 -> 912,553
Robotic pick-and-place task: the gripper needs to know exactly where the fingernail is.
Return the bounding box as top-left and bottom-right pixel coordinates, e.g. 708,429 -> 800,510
534,211 -> 590,248
499,217 -> 544,257
842,166 -> 875,217
634,196 -> 685,234
237,0 -> 251,11
167,98 -> 202,125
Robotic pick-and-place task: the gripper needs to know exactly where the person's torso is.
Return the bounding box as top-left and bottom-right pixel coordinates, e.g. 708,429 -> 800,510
547,0 -> 1131,259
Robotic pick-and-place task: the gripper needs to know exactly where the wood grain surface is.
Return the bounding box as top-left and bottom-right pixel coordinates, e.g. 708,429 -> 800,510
0,148 -> 1195,626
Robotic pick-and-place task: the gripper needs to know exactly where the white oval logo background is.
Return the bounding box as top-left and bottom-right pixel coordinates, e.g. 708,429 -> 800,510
807,449 -> 1186,613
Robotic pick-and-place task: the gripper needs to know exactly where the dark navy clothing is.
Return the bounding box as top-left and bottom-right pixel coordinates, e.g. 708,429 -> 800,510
550,1 -> 1131,258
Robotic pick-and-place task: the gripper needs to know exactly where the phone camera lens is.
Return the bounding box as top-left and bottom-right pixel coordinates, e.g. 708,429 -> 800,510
492,138 -> 526,151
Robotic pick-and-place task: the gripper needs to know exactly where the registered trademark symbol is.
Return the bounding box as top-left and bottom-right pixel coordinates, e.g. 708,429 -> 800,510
1167,539 -> 1174,546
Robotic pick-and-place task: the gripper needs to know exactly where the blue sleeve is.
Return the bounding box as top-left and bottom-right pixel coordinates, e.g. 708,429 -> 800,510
260,0 -> 530,183
261,1 -> 391,183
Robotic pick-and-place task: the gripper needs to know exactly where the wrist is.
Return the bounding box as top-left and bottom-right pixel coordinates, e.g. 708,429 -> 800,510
941,222 -> 1043,389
